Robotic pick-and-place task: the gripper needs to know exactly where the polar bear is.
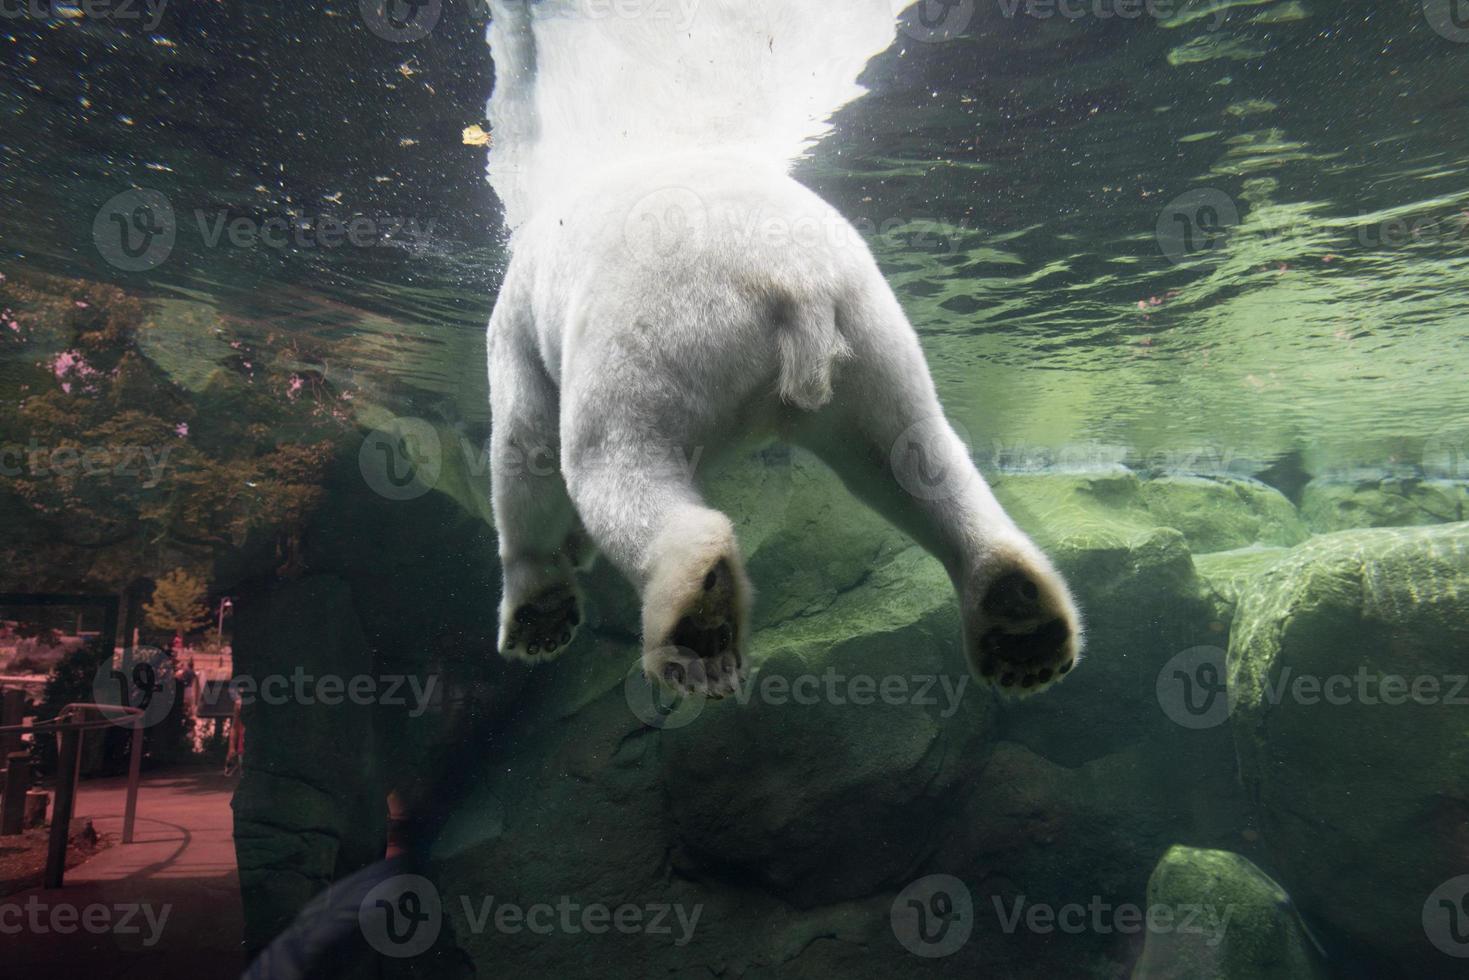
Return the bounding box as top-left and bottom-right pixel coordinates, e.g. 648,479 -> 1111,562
488,150 -> 1084,697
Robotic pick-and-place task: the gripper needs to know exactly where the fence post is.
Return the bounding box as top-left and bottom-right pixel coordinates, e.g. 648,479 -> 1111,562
1,751 -> 29,835
122,715 -> 144,844
44,725 -> 80,888
0,688 -> 25,758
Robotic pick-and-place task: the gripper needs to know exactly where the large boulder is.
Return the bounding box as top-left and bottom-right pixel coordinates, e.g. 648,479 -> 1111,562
1228,523 -> 1469,970
1300,476 -> 1468,532
433,562 -> 996,977
1132,846 -> 1329,980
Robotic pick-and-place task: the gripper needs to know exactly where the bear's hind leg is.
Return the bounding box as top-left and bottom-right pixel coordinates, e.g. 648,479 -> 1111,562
561,419 -> 751,699
791,295 -> 1083,696
490,316 -> 583,663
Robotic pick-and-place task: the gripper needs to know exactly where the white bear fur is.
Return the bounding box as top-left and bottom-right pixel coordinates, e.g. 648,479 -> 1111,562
488,150 -> 1084,695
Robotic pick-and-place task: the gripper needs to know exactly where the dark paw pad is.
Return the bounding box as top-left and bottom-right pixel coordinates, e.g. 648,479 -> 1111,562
502,586 -> 580,661
982,571 -> 1043,622
646,560 -> 744,699
977,617 -> 1075,696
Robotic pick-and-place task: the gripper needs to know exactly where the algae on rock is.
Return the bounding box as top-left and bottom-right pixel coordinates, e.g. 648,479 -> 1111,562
1227,523 -> 1469,971
1132,846 -> 1328,980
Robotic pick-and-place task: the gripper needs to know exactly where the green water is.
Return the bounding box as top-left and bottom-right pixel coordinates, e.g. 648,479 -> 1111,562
2,3 -> 1468,979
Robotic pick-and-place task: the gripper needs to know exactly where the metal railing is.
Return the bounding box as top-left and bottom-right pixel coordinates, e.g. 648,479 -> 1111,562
0,702 -> 145,888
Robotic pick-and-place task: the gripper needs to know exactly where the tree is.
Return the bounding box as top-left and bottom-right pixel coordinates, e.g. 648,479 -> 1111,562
144,569 -> 211,638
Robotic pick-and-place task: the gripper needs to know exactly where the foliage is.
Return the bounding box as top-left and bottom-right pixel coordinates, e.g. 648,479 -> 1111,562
143,569 -> 211,637
0,271 -> 346,593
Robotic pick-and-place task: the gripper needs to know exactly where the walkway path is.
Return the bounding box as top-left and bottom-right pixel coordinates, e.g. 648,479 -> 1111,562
5,769 -> 244,979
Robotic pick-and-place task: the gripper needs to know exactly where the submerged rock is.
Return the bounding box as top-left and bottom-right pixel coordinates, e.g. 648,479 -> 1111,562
1193,545 -> 1289,625
1299,476 -> 1468,532
1228,523 -> 1469,970
1137,475 -> 1305,553
992,471 -> 1223,763
1132,846 -> 1328,980
994,469 -> 1304,555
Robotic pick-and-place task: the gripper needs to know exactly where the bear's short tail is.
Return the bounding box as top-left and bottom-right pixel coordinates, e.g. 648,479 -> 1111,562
774,295 -> 852,412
